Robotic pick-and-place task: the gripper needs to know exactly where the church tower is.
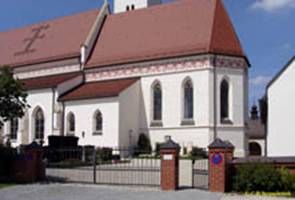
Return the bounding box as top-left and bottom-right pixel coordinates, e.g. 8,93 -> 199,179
113,0 -> 162,14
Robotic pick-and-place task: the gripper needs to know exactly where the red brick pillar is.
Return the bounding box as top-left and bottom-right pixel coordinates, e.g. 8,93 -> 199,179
160,136 -> 180,191
208,138 -> 234,193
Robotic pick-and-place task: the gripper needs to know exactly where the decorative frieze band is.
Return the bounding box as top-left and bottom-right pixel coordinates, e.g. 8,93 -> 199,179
85,55 -> 246,82
215,56 -> 246,69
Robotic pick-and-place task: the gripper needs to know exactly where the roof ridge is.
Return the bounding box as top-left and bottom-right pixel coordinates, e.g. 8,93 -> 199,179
208,0 -> 219,52
208,0 -> 247,60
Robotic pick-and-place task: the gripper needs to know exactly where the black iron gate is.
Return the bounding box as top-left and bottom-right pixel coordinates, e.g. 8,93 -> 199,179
193,158 -> 209,190
44,147 -> 160,187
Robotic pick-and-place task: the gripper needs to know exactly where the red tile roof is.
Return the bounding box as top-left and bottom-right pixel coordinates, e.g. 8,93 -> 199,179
21,72 -> 81,90
59,78 -> 139,101
0,9 -> 99,67
86,0 -> 246,68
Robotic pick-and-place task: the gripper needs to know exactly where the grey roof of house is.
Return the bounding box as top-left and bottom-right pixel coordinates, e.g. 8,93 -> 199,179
246,119 -> 266,140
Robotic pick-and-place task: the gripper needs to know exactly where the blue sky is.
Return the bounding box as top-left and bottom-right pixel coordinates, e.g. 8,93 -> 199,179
0,0 -> 294,106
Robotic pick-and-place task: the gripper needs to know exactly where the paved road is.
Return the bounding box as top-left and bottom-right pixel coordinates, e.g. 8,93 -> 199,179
0,184 -> 221,200
0,184 -> 292,200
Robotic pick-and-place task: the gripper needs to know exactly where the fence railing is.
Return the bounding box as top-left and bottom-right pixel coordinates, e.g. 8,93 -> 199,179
44,147 -> 161,187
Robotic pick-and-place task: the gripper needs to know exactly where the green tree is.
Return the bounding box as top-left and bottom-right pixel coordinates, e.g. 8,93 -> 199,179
0,66 -> 29,128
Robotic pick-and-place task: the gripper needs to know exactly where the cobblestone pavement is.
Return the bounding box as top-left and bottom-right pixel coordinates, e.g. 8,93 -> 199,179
0,184 -> 293,200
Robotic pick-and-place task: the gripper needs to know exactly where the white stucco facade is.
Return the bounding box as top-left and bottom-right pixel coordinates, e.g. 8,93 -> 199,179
64,98 -> 120,147
4,88 -> 55,147
267,58 -> 295,156
136,64 -> 247,157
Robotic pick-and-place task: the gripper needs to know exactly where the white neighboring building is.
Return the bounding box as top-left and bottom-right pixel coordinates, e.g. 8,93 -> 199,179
0,0 -> 250,157
267,56 -> 295,156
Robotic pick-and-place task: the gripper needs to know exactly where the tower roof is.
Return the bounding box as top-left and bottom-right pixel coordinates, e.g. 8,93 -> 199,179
86,0 -> 247,68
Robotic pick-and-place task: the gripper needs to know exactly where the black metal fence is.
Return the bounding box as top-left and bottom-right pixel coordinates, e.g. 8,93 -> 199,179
44,147 -> 160,187
193,158 -> 209,190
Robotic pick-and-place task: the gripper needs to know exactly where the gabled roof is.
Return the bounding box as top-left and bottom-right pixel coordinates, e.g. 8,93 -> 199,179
86,0 -> 246,68
21,72 -> 81,90
267,56 -> 295,90
59,78 -> 139,101
247,119 -> 266,140
0,9 -> 100,67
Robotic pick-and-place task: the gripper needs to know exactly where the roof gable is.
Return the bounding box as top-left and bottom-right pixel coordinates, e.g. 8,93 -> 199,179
267,56 -> 295,90
0,9 -> 100,67
86,0 -> 246,68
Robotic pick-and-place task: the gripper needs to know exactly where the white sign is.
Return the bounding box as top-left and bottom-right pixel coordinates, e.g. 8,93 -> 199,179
163,154 -> 173,160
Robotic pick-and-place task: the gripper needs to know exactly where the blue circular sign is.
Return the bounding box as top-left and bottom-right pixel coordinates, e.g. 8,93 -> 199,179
212,153 -> 223,165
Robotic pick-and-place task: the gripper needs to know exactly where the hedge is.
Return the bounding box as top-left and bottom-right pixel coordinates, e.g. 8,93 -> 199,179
233,162 -> 295,192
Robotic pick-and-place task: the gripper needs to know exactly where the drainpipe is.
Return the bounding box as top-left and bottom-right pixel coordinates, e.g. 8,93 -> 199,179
52,88 -> 55,135
61,101 -> 65,136
213,55 -> 217,140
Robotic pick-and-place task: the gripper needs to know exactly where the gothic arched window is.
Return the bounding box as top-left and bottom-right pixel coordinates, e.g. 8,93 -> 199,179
67,112 -> 75,135
126,5 -> 130,11
10,118 -> 18,140
93,110 -> 102,135
183,79 -> 194,120
131,4 -> 135,10
152,82 -> 162,121
35,108 -> 44,139
220,79 -> 229,122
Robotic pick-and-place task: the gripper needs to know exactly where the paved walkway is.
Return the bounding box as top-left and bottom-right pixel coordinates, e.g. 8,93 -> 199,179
0,184 -> 292,200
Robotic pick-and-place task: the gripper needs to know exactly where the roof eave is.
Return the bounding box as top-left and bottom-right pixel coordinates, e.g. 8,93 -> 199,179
266,55 -> 295,91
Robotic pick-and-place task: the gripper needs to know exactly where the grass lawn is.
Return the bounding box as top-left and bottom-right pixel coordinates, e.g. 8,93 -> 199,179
0,183 -> 16,189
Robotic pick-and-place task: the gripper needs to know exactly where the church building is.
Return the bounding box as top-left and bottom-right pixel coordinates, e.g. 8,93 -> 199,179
0,0 -> 250,157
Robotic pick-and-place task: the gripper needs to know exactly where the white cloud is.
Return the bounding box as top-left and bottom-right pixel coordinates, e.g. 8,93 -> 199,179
250,75 -> 272,86
251,0 -> 295,12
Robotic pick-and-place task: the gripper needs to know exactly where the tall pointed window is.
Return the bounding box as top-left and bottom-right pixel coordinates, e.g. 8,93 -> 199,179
10,118 -> 18,140
93,110 -> 102,135
183,79 -> 194,120
153,82 -> 162,121
67,112 -> 75,135
220,79 -> 229,122
35,108 -> 44,139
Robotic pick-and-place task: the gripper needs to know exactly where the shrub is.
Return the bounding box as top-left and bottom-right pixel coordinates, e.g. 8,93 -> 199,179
155,142 -> 162,156
280,168 -> 295,192
183,147 -> 188,155
96,147 -> 112,161
83,145 -> 95,163
136,134 -> 152,154
190,146 -> 208,158
233,163 -> 283,192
